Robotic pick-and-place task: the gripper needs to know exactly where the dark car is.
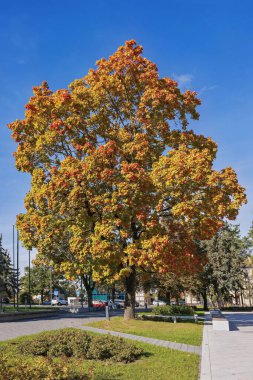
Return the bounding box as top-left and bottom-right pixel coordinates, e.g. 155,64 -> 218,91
2,297 -> 10,304
42,301 -> 51,305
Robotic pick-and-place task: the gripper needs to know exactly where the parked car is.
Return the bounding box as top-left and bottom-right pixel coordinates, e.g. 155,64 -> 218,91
112,299 -> 124,308
92,300 -> 105,309
107,300 -> 121,309
51,297 -> 68,306
42,300 -> 51,305
2,297 -> 10,304
111,299 -> 140,308
152,300 -> 166,306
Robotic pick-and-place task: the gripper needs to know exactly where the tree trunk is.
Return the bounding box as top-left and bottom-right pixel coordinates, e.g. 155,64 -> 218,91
201,290 -> 208,311
217,291 -> 223,309
166,291 -> 171,305
82,275 -> 95,309
86,287 -> 93,308
123,267 -> 136,320
111,284 -> 115,303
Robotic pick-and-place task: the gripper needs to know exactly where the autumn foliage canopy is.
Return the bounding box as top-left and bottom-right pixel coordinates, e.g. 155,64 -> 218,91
9,40 -> 246,285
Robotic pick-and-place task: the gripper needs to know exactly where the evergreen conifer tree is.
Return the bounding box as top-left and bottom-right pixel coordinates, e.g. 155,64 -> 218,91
0,235 -> 16,302
202,223 -> 247,307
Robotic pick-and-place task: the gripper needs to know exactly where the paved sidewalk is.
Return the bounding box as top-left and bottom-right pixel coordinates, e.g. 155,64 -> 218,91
80,325 -> 201,355
0,314 -> 105,341
201,313 -> 253,380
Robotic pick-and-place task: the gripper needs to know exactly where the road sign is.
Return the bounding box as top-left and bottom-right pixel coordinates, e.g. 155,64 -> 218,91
53,289 -> 58,296
76,290 -> 80,297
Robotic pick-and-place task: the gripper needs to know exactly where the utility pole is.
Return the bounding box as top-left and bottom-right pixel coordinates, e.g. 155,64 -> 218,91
12,225 -> 15,309
50,267 -> 53,304
28,249 -> 31,308
16,229 -> 19,311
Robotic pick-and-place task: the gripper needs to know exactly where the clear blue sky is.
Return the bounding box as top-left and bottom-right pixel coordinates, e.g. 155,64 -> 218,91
1,0 -> 253,271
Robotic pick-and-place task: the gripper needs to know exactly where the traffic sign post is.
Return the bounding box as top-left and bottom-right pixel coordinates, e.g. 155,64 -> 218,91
105,305 -> 110,320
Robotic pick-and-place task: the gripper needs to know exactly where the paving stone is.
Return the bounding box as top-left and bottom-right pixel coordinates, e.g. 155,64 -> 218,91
200,312 -> 253,379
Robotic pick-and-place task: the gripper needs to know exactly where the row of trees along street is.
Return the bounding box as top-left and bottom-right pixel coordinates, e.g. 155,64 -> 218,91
141,222 -> 253,310
8,40 -> 246,318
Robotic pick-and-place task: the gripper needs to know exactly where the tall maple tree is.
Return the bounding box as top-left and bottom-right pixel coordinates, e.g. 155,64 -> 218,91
9,40 -> 246,318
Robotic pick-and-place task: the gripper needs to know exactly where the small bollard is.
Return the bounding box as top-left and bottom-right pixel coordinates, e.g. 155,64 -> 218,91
105,305 -> 110,320
173,316 -> 177,323
194,314 -> 198,323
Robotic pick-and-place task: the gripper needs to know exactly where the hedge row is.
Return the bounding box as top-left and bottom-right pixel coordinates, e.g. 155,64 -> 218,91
152,305 -> 194,316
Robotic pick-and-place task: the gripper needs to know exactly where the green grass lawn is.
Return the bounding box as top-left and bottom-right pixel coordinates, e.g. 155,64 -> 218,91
0,329 -> 200,380
85,316 -> 203,346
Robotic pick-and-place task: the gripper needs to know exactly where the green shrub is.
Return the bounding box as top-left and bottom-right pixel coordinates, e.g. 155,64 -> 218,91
137,314 -> 197,323
0,353 -> 88,380
18,329 -> 143,363
20,336 -> 49,356
20,329 -> 91,358
152,305 -> 194,316
86,335 -> 143,363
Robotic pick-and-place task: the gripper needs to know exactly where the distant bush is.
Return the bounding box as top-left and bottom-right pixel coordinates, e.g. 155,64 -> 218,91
221,306 -> 253,312
19,292 -> 33,305
152,305 -> 194,316
136,314 -> 197,323
18,329 -> 143,363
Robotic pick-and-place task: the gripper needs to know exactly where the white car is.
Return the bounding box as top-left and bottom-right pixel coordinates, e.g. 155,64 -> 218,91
153,300 -> 166,306
108,300 -> 121,309
51,297 -> 68,306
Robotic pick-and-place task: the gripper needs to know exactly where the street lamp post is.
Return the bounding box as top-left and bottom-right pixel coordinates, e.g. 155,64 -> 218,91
28,249 -> 31,308
80,277 -> 84,308
50,267 -> 53,305
12,225 -> 16,309
16,230 -> 19,312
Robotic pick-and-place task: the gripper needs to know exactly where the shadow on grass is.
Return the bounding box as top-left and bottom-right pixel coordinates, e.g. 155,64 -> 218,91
93,354 -> 153,380
94,373 -> 123,380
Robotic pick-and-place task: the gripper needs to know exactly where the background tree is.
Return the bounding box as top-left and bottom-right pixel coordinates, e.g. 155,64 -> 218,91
201,223 -> 247,307
139,271 -> 185,305
0,235 -> 16,302
245,221 -> 253,255
9,40 -> 246,319
20,265 -> 75,303
20,265 -> 50,304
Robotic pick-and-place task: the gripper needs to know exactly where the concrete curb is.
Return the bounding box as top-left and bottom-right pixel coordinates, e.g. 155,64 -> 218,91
200,323 -> 212,380
0,310 -> 60,322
